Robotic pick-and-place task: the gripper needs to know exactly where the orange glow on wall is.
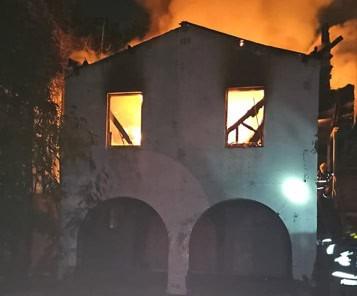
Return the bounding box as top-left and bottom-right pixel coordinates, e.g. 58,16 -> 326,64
226,88 -> 265,147
108,93 -> 143,146
137,0 -> 356,100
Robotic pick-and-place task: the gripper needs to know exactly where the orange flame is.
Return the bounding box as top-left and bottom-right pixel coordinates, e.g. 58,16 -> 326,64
139,0 -> 356,98
69,48 -> 109,64
141,0 -> 331,51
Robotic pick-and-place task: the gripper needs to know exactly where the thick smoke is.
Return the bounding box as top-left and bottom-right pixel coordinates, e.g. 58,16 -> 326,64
75,0 -> 151,51
329,20 -> 357,91
317,0 -> 357,91
139,0 -> 356,95
137,0 -> 172,34
318,0 -> 357,27
54,0 -> 355,91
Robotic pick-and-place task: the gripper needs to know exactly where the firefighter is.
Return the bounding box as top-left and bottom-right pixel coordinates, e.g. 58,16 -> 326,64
317,162 -> 341,239
314,163 -> 340,296
317,162 -> 334,199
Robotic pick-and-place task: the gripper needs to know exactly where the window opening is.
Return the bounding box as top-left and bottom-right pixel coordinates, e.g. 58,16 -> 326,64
226,88 -> 265,147
107,92 -> 143,146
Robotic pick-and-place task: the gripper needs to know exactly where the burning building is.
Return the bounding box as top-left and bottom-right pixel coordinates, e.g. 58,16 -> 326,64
61,22 -> 320,295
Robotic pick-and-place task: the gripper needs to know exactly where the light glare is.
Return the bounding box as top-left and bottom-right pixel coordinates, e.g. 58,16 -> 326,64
281,178 -> 309,205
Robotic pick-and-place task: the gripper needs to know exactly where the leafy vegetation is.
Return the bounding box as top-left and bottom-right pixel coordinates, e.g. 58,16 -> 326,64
0,0 -> 152,288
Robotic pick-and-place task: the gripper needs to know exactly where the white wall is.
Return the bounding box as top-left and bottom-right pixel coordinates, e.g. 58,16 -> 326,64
61,25 -> 320,295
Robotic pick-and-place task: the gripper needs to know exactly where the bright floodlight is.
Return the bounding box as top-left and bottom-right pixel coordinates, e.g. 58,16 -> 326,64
281,178 -> 310,205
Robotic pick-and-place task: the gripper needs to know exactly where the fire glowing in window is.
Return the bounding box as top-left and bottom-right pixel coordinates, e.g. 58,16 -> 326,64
107,92 -> 143,146
226,88 -> 265,147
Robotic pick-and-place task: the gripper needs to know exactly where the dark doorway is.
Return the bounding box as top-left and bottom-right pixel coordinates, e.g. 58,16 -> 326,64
76,197 -> 168,295
188,199 -> 292,295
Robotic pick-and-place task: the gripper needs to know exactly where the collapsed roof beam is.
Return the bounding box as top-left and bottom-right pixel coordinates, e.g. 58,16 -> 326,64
110,111 -> 133,145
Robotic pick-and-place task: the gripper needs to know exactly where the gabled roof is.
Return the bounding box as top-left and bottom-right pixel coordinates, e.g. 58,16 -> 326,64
71,21 -> 309,74
176,21 -> 306,56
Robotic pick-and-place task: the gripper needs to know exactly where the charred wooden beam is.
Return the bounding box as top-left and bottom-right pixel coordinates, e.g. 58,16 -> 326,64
227,98 -> 265,134
250,120 -> 265,143
110,111 -> 133,145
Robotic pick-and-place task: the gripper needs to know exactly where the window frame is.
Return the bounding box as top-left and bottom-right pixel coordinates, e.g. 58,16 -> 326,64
106,91 -> 143,148
224,86 -> 265,148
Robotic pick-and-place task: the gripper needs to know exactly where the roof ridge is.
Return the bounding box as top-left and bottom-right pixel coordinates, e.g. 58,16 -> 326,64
67,21 -> 308,77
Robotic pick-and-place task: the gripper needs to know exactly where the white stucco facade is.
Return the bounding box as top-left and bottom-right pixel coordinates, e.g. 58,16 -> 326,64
61,22 -> 320,295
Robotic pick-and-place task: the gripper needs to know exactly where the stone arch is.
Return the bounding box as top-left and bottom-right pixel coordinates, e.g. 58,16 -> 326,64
76,197 -> 169,291
188,199 -> 292,294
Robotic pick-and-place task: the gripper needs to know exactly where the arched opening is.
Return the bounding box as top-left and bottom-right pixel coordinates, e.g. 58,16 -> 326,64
188,199 -> 292,295
76,197 -> 168,293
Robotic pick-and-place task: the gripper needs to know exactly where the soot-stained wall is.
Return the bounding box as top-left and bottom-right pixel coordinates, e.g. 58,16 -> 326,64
61,23 -> 320,295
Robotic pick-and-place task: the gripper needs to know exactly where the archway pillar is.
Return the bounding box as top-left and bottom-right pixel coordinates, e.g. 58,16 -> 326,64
58,207 -> 83,279
167,229 -> 190,296
291,233 -> 316,280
